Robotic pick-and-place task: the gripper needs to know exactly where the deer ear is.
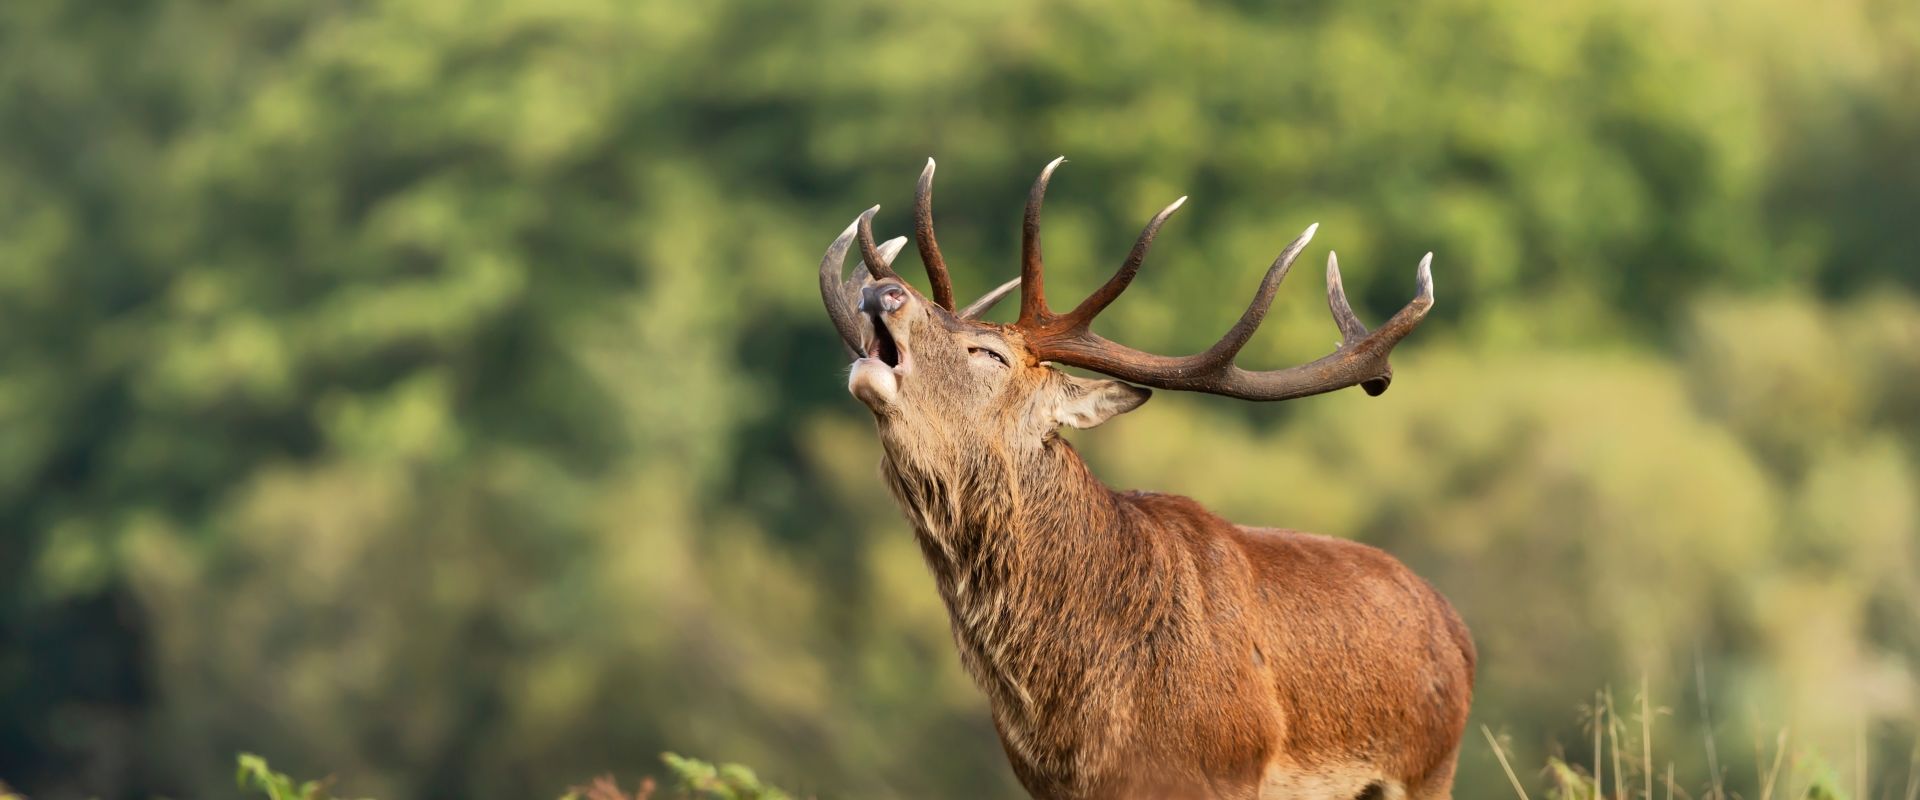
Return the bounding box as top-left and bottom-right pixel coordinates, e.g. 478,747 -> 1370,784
1051,374 -> 1152,429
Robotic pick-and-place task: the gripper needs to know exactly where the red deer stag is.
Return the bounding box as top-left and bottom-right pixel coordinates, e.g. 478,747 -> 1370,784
818,158 -> 1474,800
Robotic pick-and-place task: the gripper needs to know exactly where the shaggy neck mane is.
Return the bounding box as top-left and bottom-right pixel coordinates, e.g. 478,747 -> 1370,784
879,433 -> 1180,771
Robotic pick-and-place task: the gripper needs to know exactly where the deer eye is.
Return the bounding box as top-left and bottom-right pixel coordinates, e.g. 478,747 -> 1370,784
968,347 -> 1009,367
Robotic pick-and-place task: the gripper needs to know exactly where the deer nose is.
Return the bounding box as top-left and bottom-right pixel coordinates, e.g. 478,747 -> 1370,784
860,284 -> 909,314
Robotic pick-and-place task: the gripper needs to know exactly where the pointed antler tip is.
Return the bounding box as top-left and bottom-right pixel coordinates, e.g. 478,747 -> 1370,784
1416,253 -> 1435,302
855,205 -> 898,279
1305,222 -> 1320,238
878,236 -> 908,260
960,275 -> 1022,319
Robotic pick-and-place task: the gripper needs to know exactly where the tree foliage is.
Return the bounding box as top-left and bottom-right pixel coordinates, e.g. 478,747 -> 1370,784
0,0 -> 1915,798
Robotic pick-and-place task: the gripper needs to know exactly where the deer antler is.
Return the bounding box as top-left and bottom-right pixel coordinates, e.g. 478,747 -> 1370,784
914,159 -> 958,310
958,277 -> 1020,319
1010,159 -> 1435,401
821,209 -> 909,354
914,159 -> 1018,319
821,158 -> 1031,336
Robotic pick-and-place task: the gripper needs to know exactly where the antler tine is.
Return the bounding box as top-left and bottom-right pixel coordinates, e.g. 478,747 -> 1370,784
914,158 -> 957,310
1059,196 -> 1187,329
1415,252 -> 1435,304
856,205 -> 898,280
1324,252 -> 1370,342
960,276 -> 1022,320
1219,252 -> 1436,399
1019,156 -> 1067,325
1315,251 -> 1434,395
875,236 -> 908,269
1345,252 -> 1435,395
818,218 -> 866,354
1023,230 -> 1437,402
847,236 -> 907,299
1189,222 -> 1318,366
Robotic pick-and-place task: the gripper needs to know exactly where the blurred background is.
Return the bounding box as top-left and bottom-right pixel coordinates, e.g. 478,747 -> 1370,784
1,0 -> 1916,797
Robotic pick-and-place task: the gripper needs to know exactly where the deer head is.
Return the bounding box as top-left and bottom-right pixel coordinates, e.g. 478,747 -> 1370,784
822,158 -> 1434,458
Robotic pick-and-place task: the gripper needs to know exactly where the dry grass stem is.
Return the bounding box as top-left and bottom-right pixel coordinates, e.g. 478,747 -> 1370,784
1482,725 -> 1533,800
1759,728 -> 1787,800
1643,677 -> 1654,800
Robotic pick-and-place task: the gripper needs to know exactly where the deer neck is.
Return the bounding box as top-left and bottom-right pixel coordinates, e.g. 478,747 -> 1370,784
881,434 -> 1129,601
880,434 -> 1169,763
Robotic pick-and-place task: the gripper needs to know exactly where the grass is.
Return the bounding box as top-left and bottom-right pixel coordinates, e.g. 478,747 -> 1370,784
231,752 -> 795,800
224,700 -> 1917,800
1480,681 -> 1920,800
6,688 -> 1915,800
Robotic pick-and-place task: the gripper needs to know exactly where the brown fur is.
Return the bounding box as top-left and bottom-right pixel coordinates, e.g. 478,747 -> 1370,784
847,279 -> 1473,800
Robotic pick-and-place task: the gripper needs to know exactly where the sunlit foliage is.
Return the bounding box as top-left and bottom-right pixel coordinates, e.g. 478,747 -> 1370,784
0,0 -> 1914,798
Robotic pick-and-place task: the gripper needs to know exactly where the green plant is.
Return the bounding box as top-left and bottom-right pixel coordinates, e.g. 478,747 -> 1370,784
235,753 -> 360,800
235,753 -> 794,800
658,754 -> 793,800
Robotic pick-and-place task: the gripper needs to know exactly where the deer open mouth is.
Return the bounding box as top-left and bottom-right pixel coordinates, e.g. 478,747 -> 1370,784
864,308 -> 905,370
848,307 -> 909,408
847,284 -> 914,409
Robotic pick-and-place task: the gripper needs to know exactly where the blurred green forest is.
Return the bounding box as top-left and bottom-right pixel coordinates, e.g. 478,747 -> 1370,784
1,0 -> 1917,798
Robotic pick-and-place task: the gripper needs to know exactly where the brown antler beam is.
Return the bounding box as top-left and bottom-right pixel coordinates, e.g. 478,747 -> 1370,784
1007,158 -> 1436,401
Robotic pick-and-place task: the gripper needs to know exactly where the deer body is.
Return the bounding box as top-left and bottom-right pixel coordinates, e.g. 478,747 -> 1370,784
881,425 -> 1472,800
822,159 -> 1475,799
